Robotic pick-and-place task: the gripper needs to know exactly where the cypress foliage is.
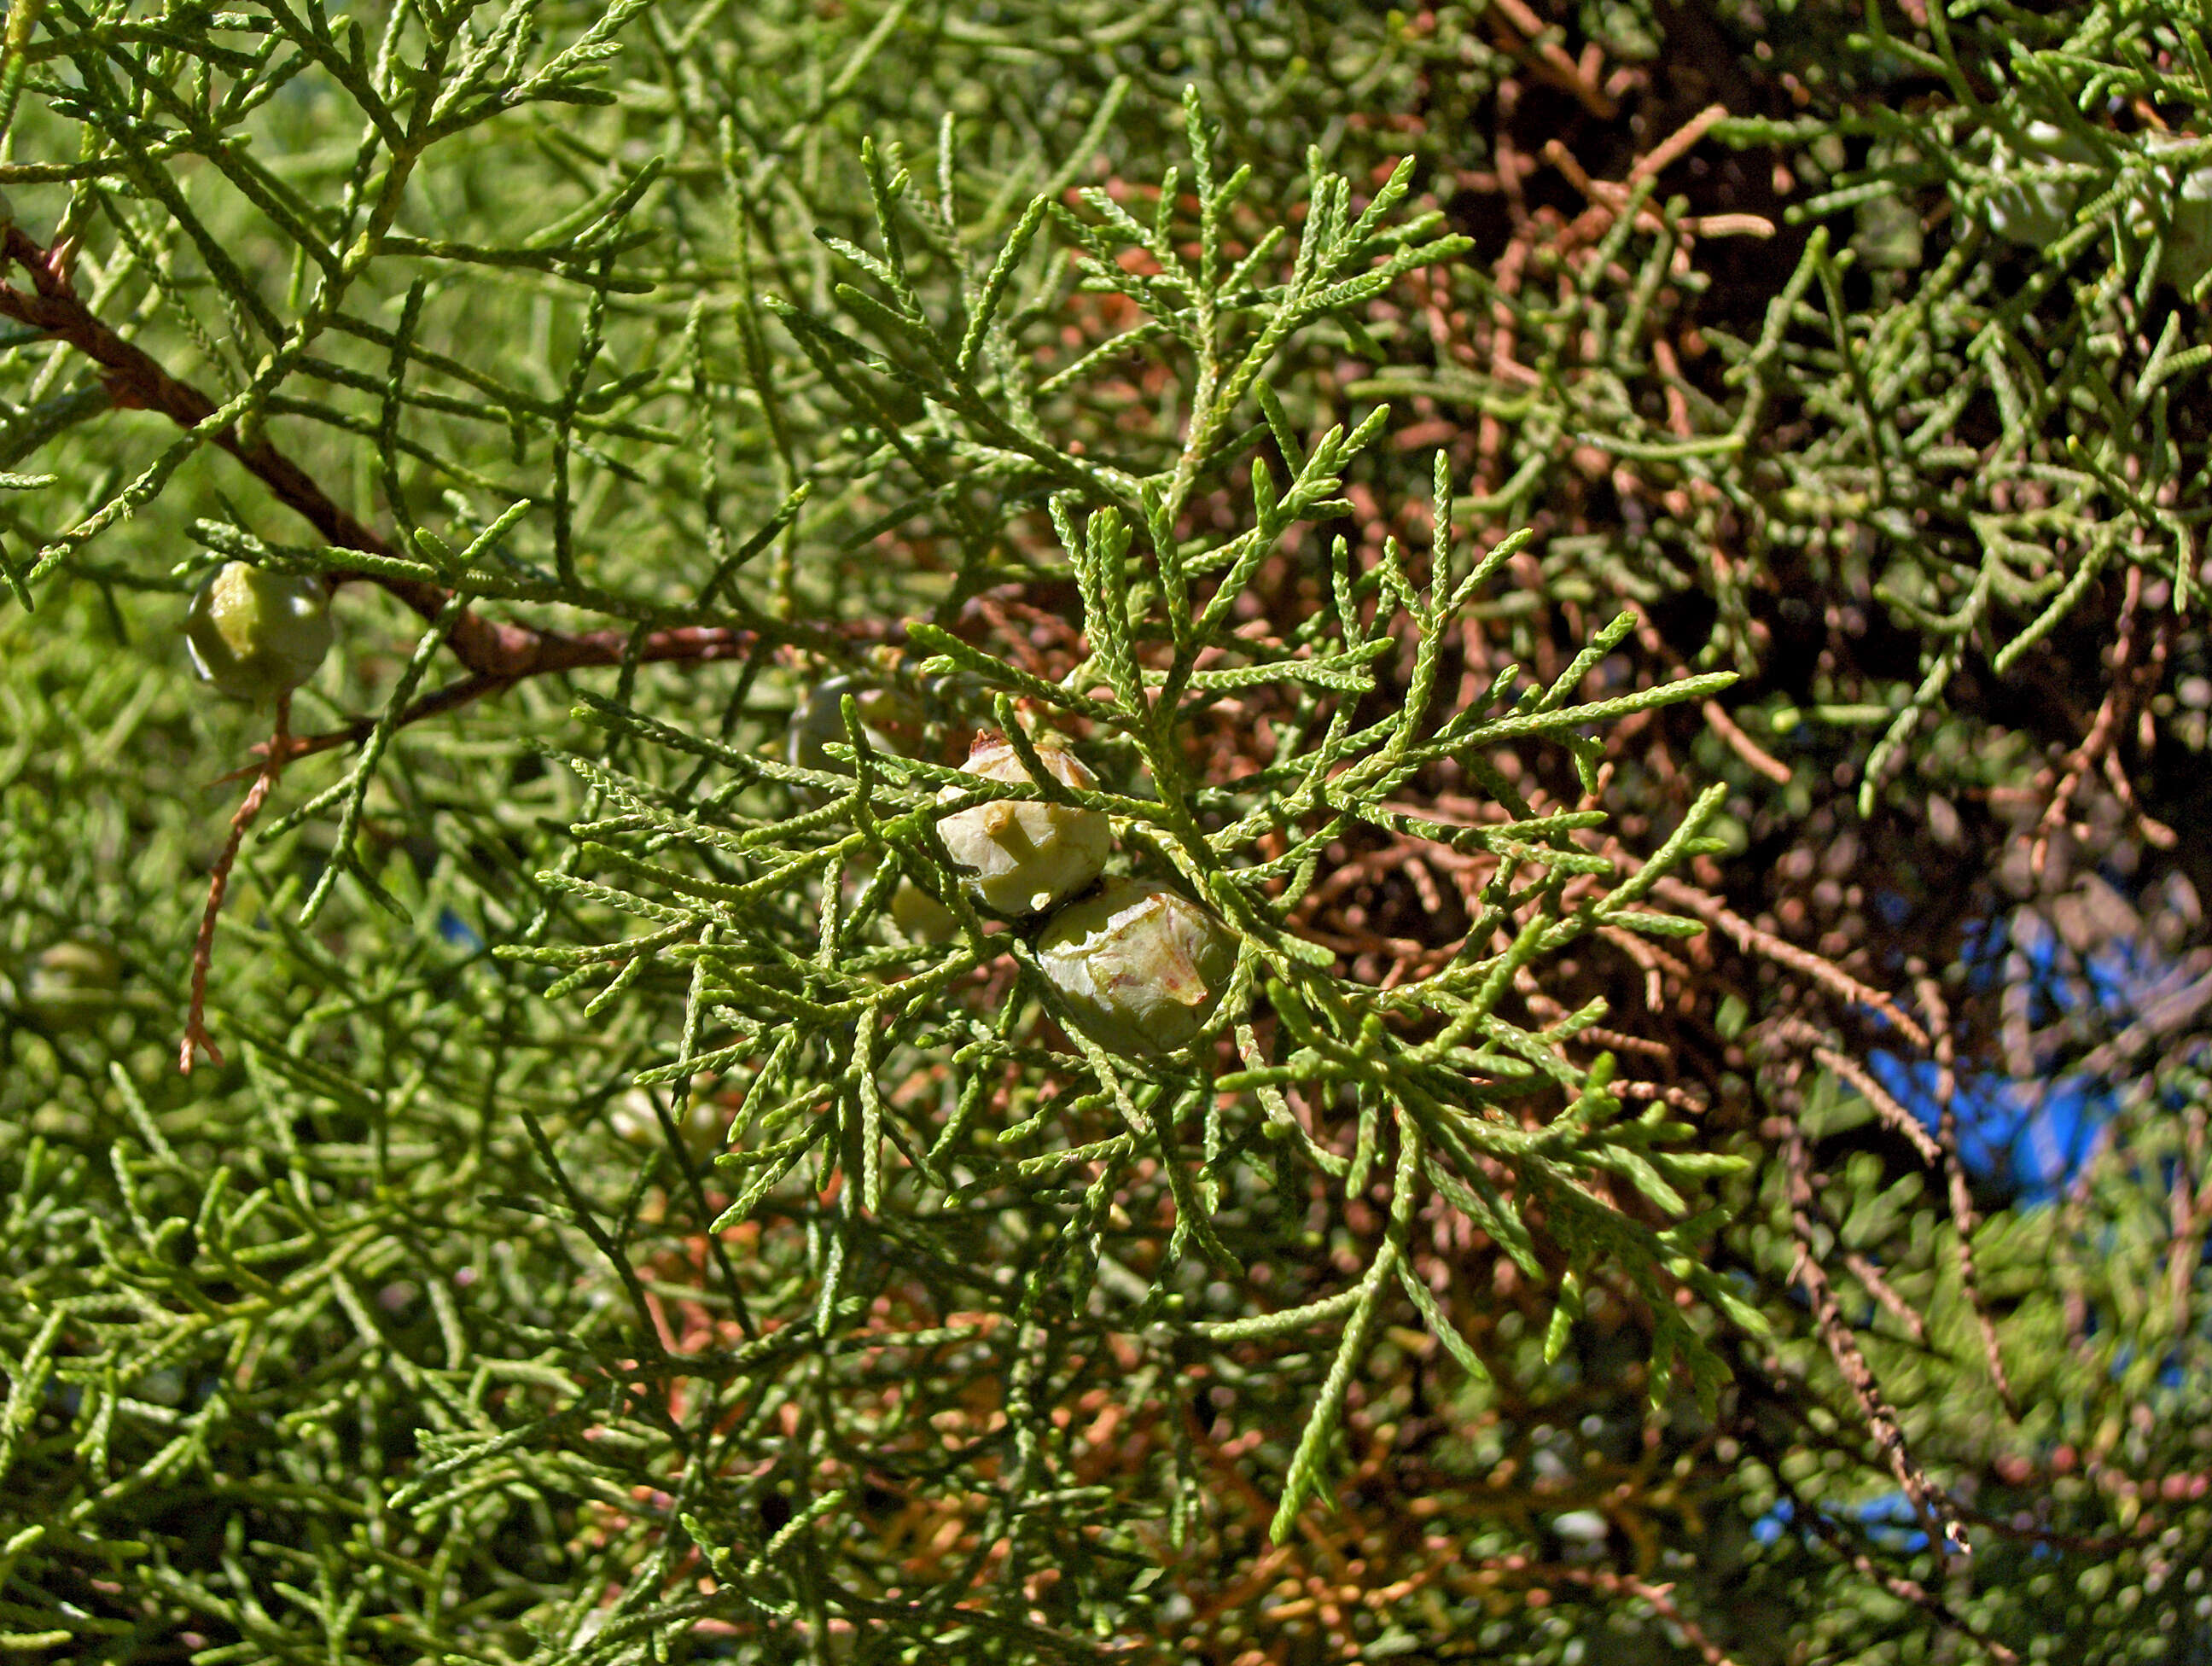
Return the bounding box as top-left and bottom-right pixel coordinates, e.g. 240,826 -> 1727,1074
0,3 -> 2207,1662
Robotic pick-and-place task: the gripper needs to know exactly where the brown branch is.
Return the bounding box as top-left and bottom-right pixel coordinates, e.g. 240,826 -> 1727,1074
1839,1250 -> 1929,1345
1700,697 -> 1793,784
1487,0 -> 1619,118
1770,1016 -> 1943,1165
1543,1568 -> 1742,1666
1648,874 -> 1931,1049
1773,1051 -> 1967,1563
1944,1496 -> 2139,1559
1732,1367 -> 2026,1657
289,673 -> 512,764
182,694 -> 291,1073
1784,1483 -> 2017,1664
1913,971 -> 2018,1417
0,222 -> 780,688
193,673 -> 518,783
0,222 -> 866,1066
2031,564 -> 2174,872
2171,1104 -> 2207,1343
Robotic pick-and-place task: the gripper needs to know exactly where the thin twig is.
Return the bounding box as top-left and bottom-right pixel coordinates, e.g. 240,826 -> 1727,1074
1770,1016 -> 1942,1165
182,694 -> 290,1072
0,218 -> 863,1063
1647,875 -> 1931,1049
1544,1568 -> 1742,1666
2171,1104 -> 2206,1342
2030,565 -> 2174,871
1771,1459 -> 2017,1664
1732,1361 -> 2019,1658
1840,1250 -> 1930,1344
1915,970 -> 2017,1415
1700,697 -> 1793,784
1774,1051 -> 1966,1560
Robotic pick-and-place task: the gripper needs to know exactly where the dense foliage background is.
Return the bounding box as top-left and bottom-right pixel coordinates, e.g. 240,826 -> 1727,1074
2,1 -> 2209,1661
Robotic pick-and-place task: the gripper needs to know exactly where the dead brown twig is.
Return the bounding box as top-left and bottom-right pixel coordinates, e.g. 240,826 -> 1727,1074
1645,874 -> 1931,1049
1774,1051 -> 1969,1564
1912,970 -> 2018,1416
1541,1568 -> 1743,1666
2031,566 -> 2176,876
1486,0 -> 1620,119
181,695 -> 291,1074
1759,1436 -> 2019,1666
1699,697 -> 1794,784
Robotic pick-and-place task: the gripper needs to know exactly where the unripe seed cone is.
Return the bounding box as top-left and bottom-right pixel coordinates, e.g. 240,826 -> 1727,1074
938,733 -> 1111,917
786,675 -> 925,779
608,1084 -> 725,1160
1978,119 -> 2098,248
1037,879 -> 1234,1056
889,877 -> 960,944
185,562 -> 334,704
24,940 -> 120,1031
2149,131 -> 2212,288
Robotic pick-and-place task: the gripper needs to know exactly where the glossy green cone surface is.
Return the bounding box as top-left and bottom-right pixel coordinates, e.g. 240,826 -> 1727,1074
184,562 -> 334,704
785,675 -> 925,778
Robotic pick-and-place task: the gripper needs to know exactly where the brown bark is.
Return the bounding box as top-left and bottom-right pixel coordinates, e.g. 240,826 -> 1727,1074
0,223 -> 771,690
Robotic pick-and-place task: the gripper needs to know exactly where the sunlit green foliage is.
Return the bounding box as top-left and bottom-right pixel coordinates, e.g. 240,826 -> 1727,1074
2,2 -> 2209,1663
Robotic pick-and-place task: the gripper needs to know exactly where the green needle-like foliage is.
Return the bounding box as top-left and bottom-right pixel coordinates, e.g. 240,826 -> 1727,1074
504,101 -> 1755,1630
2,2 -> 2209,1663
